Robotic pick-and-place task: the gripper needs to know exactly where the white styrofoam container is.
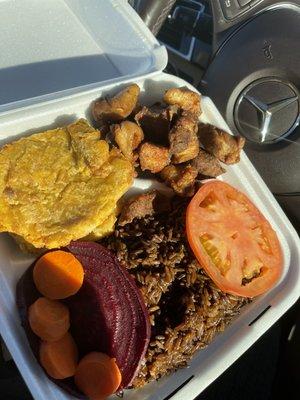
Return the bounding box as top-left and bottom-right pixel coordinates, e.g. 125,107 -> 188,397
0,2 -> 299,400
0,0 -> 167,113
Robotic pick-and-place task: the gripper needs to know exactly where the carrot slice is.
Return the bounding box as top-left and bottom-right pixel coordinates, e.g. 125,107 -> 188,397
39,332 -> 78,379
74,352 -> 122,399
28,297 -> 70,342
33,250 -> 84,299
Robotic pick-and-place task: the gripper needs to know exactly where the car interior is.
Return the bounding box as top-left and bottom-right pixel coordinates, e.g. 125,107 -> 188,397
1,1 -> 299,399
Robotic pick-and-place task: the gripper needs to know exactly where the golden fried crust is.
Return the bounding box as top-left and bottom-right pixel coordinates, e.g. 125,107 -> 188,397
191,148 -> 225,177
111,121 -> 144,161
11,234 -> 46,255
160,164 -> 197,197
118,190 -> 171,226
118,191 -> 157,226
139,142 -> 170,173
12,209 -> 119,253
160,165 -> 180,183
92,84 -> 140,122
169,111 -> 199,164
0,119 -> 134,249
82,210 -> 117,241
164,87 -> 201,116
198,123 -> 245,164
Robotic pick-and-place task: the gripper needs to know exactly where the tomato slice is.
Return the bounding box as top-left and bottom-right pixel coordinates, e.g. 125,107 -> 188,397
186,180 -> 283,297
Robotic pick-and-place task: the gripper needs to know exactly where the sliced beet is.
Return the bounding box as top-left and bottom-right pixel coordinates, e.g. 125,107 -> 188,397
65,241 -> 151,388
16,242 -> 150,396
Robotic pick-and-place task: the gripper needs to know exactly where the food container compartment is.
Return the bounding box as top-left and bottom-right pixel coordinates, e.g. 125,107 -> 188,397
0,72 -> 300,400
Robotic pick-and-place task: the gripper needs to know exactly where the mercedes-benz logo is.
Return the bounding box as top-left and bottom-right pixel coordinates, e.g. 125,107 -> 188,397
234,78 -> 300,144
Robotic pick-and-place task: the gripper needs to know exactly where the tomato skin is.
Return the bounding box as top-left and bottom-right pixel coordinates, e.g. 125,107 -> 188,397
186,180 -> 283,298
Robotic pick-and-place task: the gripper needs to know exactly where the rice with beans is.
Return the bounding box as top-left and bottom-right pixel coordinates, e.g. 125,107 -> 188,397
103,198 -> 250,388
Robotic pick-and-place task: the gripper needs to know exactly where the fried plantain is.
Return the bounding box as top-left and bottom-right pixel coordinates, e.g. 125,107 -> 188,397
0,119 -> 134,249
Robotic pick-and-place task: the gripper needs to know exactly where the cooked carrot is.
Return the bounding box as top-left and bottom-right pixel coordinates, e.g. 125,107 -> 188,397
74,352 -> 122,399
39,332 -> 78,379
28,297 -> 70,342
33,250 -> 84,299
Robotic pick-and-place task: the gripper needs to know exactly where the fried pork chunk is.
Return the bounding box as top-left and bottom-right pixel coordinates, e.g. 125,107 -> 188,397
163,87 -> 201,164
118,191 -> 157,226
191,148 -> 225,177
169,110 -> 199,164
164,87 -> 201,116
118,190 -> 171,226
160,164 -> 198,197
198,123 -> 245,164
139,142 -> 170,173
92,84 -> 140,123
111,121 -> 144,161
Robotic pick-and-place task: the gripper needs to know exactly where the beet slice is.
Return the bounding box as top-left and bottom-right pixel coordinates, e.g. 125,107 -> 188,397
16,241 -> 151,396
65,241 -> 151,388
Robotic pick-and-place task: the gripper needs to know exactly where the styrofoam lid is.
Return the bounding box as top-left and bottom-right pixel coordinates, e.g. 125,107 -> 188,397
0,0 -> 167,113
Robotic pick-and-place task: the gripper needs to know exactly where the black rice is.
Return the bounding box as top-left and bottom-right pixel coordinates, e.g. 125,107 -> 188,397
102,198 -> 249,387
